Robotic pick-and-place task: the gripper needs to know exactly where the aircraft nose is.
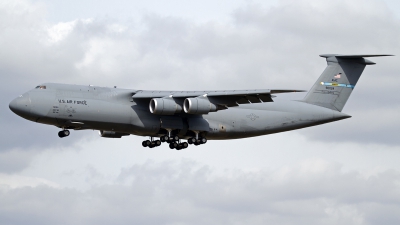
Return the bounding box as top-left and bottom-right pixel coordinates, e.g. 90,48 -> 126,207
9,93 -> 31,118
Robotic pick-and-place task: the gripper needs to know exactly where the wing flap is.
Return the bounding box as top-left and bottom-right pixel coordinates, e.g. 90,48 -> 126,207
259,94 -> 274,102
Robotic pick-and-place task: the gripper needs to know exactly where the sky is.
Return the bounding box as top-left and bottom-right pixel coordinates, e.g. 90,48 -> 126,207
1,0 -> 400,224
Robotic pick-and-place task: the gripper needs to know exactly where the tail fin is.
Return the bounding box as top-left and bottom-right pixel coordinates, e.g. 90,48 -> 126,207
303,54 -> 392,111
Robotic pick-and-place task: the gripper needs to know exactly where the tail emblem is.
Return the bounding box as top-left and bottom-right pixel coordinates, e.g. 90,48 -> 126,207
320,82 -> 355,89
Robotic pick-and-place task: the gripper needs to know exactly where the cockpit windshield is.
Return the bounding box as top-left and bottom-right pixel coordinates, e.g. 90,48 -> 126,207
35,85 -> 46,89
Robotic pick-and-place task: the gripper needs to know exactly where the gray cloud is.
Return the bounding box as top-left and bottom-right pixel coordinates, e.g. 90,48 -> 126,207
2,159 -> 400,225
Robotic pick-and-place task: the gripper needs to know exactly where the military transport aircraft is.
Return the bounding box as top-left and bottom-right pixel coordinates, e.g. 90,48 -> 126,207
9,54 -> 392,150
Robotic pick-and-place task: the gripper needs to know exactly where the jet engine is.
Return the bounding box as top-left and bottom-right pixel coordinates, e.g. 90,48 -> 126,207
99,130 -> 130,138
149,98 -> 182,115
183,97 -> 217,114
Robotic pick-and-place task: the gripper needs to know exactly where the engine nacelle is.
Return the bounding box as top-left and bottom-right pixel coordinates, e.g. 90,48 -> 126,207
149,98 -> 182,115
184,97 -> 217,114
99,130 -> 130,138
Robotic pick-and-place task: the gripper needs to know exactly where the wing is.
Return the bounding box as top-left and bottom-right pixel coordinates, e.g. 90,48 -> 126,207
132,89 -> 306,107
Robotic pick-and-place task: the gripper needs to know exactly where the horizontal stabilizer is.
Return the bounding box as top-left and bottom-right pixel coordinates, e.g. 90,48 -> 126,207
320,54 -> 394,58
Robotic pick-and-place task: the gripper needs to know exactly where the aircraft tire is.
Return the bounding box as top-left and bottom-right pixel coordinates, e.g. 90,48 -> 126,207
183,142 -> 188,148
145,140 -> 151,146
173,136 -> 179,141
149,142 -> 157,148
58,131 -> 65,138
63,130 -> 70,136
142,141 -> 148,147
169,143 -> 175,149
188,139 -> 193,144
200,138 -> 207,144
155,140 -> 161,146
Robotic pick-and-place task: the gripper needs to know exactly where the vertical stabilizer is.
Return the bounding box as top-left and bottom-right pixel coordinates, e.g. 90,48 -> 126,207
303,54 -> 392,111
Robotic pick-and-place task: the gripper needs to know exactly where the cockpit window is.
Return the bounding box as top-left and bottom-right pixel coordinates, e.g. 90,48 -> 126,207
35,85 -> 46,89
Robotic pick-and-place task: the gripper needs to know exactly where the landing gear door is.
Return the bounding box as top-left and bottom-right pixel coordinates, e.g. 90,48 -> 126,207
187,117 -> 209,132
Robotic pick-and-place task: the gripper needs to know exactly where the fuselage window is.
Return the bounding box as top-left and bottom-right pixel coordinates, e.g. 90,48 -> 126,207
35,85 -> 46,89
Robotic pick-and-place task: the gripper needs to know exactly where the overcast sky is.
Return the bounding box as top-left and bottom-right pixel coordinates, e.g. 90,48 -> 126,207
1,0 -> 400,224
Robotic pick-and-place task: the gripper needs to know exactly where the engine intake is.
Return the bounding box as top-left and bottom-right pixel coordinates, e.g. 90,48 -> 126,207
184,97 -> 217,114
149,98 -> 182,115
99,130 -> 130,138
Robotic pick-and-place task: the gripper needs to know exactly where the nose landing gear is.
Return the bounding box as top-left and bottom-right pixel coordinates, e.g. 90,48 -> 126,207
58,129 -> 70,138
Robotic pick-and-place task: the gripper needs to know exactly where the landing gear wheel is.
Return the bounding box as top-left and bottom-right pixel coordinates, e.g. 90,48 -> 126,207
142,141 -> 148,147
200,137 -> 207,144
63,130 -> 70,137
169,143 -> 175,149
58,131 -> 65,138
172,136 -> 179,142
155,140 -> 161,146
188,138 -> 193,144
58,130 -> 70,138
182,142 -> 188,148
161,135 -> 168,142
145,140 -> 151,146
149,142 -> 156,148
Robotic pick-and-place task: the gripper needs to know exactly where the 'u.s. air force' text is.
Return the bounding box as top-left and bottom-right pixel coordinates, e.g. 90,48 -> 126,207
58,99 -> 87,105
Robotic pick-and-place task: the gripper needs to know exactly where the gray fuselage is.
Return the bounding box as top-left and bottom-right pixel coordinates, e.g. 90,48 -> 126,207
9,83 -> 350,141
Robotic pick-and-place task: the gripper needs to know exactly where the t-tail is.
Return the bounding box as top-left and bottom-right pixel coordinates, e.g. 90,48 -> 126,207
303,54 -> 393,112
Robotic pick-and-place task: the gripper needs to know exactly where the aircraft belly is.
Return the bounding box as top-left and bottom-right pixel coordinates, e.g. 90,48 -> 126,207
204,102 -> 336,140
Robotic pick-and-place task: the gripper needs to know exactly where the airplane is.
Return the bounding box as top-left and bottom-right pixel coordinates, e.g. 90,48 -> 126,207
9,54 -> 392,150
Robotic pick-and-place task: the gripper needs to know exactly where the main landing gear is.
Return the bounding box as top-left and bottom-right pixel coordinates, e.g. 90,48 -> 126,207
142,137 -> 162,148
142,135 -> 207,150
187,137 -> 207,145
187,132 -> 207,146
168,141 -> 189,150
58,129 -> 70,138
